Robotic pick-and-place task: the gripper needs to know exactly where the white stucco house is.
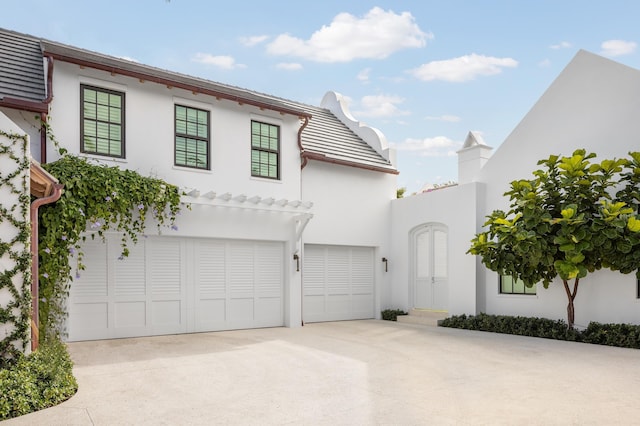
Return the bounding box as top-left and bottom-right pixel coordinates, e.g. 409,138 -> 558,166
1,27 -> 638,345
390,49 -> 640,329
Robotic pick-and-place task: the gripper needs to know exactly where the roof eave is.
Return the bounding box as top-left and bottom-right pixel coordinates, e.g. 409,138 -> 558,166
42,43 -> 311,119
302,151 -> 398,175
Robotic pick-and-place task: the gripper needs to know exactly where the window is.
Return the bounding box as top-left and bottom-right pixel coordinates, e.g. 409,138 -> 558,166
251,120 -> 279,179
175,105 -> 210,169
81,85 -> 125,158
499,274 -> 536,295
637,276 -> 640,299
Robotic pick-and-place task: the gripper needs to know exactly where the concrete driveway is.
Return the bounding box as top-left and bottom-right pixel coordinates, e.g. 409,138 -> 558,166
5,320 -> 640,425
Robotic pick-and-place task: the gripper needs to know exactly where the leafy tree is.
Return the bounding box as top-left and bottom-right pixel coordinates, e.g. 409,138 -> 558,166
396,187 -> 406,199
469,150 -> 640,328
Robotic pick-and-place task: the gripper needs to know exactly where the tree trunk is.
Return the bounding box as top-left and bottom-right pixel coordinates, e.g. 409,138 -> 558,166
562,278 -> 580,329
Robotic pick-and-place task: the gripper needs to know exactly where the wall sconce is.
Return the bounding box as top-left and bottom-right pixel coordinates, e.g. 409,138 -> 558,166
381,257 -> 388,272
293,254 -> 300,272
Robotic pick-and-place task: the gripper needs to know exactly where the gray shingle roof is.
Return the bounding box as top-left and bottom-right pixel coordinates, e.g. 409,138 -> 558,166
296,103 -> 396,173
0,29 -> 45,102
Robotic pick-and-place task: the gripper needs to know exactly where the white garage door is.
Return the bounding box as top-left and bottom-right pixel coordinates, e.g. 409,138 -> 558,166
68,235 -> 284,341
303,244 -> 375,323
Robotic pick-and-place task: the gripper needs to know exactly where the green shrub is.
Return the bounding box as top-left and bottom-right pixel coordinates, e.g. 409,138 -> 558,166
381,309 -> 408,321
0,340 -> 78,420
581,322 -> 640,349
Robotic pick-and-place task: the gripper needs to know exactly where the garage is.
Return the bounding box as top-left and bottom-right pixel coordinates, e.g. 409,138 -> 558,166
302,244 -> 375,323
67,234 -> 284,341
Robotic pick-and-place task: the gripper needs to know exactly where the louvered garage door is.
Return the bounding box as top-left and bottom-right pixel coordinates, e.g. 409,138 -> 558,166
68,235 -> 283,341
303,244 -> 375,323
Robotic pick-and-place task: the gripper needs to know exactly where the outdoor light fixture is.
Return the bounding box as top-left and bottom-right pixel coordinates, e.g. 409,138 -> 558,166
293,254 -> 300,272
382,257 -> 388,272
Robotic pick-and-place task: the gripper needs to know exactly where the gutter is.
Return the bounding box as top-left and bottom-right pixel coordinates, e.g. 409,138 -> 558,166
44,51 -> 312,120
29,181 -> 63,351
301,151 -> 399,175
297,116 -> 310,169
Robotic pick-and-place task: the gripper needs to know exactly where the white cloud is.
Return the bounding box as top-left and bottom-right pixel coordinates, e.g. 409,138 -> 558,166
239,35 -> 269,47
276,62 -> 303,71
600,39 -> 637,57
550,41 -> 572,49
192,53 -> 246,70
425,114 -> 461,122
393,136 -> 462,157
538,58 -> 551,67
353,94 -> 410,118
266,7 -> 431,63
357,68 -> 371,83
409,53 -> 518,82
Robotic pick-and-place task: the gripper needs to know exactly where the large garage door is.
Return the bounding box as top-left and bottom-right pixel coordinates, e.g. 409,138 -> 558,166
303,244 -> 375,323
68,235 -> 284,341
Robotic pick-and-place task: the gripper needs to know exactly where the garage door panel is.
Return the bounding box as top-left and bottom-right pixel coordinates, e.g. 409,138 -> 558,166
69,236 -> 284,341
303,245 -> 375,323
114,301 -> 146,328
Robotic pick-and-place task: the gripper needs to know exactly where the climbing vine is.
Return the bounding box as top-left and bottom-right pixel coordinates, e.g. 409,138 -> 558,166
39,155 -> 184,340
0,130 -> 31,366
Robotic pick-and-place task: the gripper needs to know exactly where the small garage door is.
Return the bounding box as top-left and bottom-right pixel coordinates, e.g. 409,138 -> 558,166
68,235 -> 284,341
303,244 -> 375,323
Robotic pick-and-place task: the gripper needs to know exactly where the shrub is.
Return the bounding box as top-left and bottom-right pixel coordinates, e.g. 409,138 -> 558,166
381,309 -> 408,321
581,322 -> 640,349
0,340 -> 77,420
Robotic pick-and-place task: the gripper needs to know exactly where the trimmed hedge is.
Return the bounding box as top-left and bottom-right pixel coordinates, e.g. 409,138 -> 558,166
381,309 -> 408,321
0,340 -> 78,420
440,313 -> 640,349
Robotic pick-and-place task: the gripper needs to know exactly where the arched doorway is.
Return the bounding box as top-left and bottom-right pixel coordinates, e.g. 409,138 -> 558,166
411,223 -> 448,310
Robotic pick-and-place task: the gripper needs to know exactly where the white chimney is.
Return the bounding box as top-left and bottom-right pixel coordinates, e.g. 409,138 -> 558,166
457,131 -> 493,184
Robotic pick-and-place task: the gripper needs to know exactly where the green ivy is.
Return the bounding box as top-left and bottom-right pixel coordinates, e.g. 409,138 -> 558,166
0,130 -> 31,365
39,155 -> 184,340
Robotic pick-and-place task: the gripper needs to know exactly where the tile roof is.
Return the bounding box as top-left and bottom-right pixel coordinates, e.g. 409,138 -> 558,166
296,103 -> 396,173
0,27 -> 396,174
0,29 -> 45,102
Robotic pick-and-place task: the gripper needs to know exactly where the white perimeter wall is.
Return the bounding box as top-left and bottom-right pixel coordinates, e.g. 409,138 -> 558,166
390,182 -> 482,316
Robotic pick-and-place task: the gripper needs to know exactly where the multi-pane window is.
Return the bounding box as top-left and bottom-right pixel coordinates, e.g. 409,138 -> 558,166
175,105 -> 209,169
81,85 -> 125,158
499,274 -> 536,295
251,120 -> 279,179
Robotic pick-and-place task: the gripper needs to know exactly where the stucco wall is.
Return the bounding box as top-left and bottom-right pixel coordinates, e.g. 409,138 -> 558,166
475,50 -> 640,326
390,182 -> 481,316
301,161 -> 396,317
0,111 -> 30,351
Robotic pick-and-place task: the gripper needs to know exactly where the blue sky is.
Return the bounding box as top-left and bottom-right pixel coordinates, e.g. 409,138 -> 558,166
3,1 -> 640,193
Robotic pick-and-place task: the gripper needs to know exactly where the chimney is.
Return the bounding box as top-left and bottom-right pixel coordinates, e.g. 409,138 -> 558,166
457,131 -> 493,184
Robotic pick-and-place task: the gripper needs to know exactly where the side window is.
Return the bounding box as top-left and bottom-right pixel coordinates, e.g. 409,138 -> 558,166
175,105 -> 210,169
499,274 -> 536,295
251,120 -> 280,179
81,85 -> 125,158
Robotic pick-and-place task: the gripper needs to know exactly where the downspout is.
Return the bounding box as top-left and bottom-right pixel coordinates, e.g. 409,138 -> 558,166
40,55 -> 54,164
297,116 -> 309,169
296,116 -> 310,325
30,183 -> 63,351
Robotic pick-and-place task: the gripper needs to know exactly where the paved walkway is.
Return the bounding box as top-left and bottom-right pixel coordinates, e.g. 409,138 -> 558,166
5,320 -> 640,425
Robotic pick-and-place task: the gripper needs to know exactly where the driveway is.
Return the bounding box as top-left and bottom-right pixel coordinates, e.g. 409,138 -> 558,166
5,320 -> 640,425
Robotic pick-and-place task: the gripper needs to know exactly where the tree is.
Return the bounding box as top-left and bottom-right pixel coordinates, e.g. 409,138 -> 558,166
469,150 -> 640,328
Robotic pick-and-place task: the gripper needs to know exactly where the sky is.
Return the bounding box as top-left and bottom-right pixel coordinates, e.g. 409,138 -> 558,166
2,1 -> 640,194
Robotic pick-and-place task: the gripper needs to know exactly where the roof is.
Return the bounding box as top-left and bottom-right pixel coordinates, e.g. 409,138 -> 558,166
295,103 -> 397,174
0,29 -> 46,102
0,27 -> 395,174
40,38 -> 310,119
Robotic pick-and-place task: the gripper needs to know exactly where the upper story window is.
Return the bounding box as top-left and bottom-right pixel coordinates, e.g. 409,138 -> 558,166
175,105 -> 210,169
251,120 -> 280,180
81,85 -> 125,158
499,274 -> 536,295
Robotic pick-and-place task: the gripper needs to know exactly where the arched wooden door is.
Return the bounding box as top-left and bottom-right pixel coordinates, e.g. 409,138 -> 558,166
412,223 -> 448,310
